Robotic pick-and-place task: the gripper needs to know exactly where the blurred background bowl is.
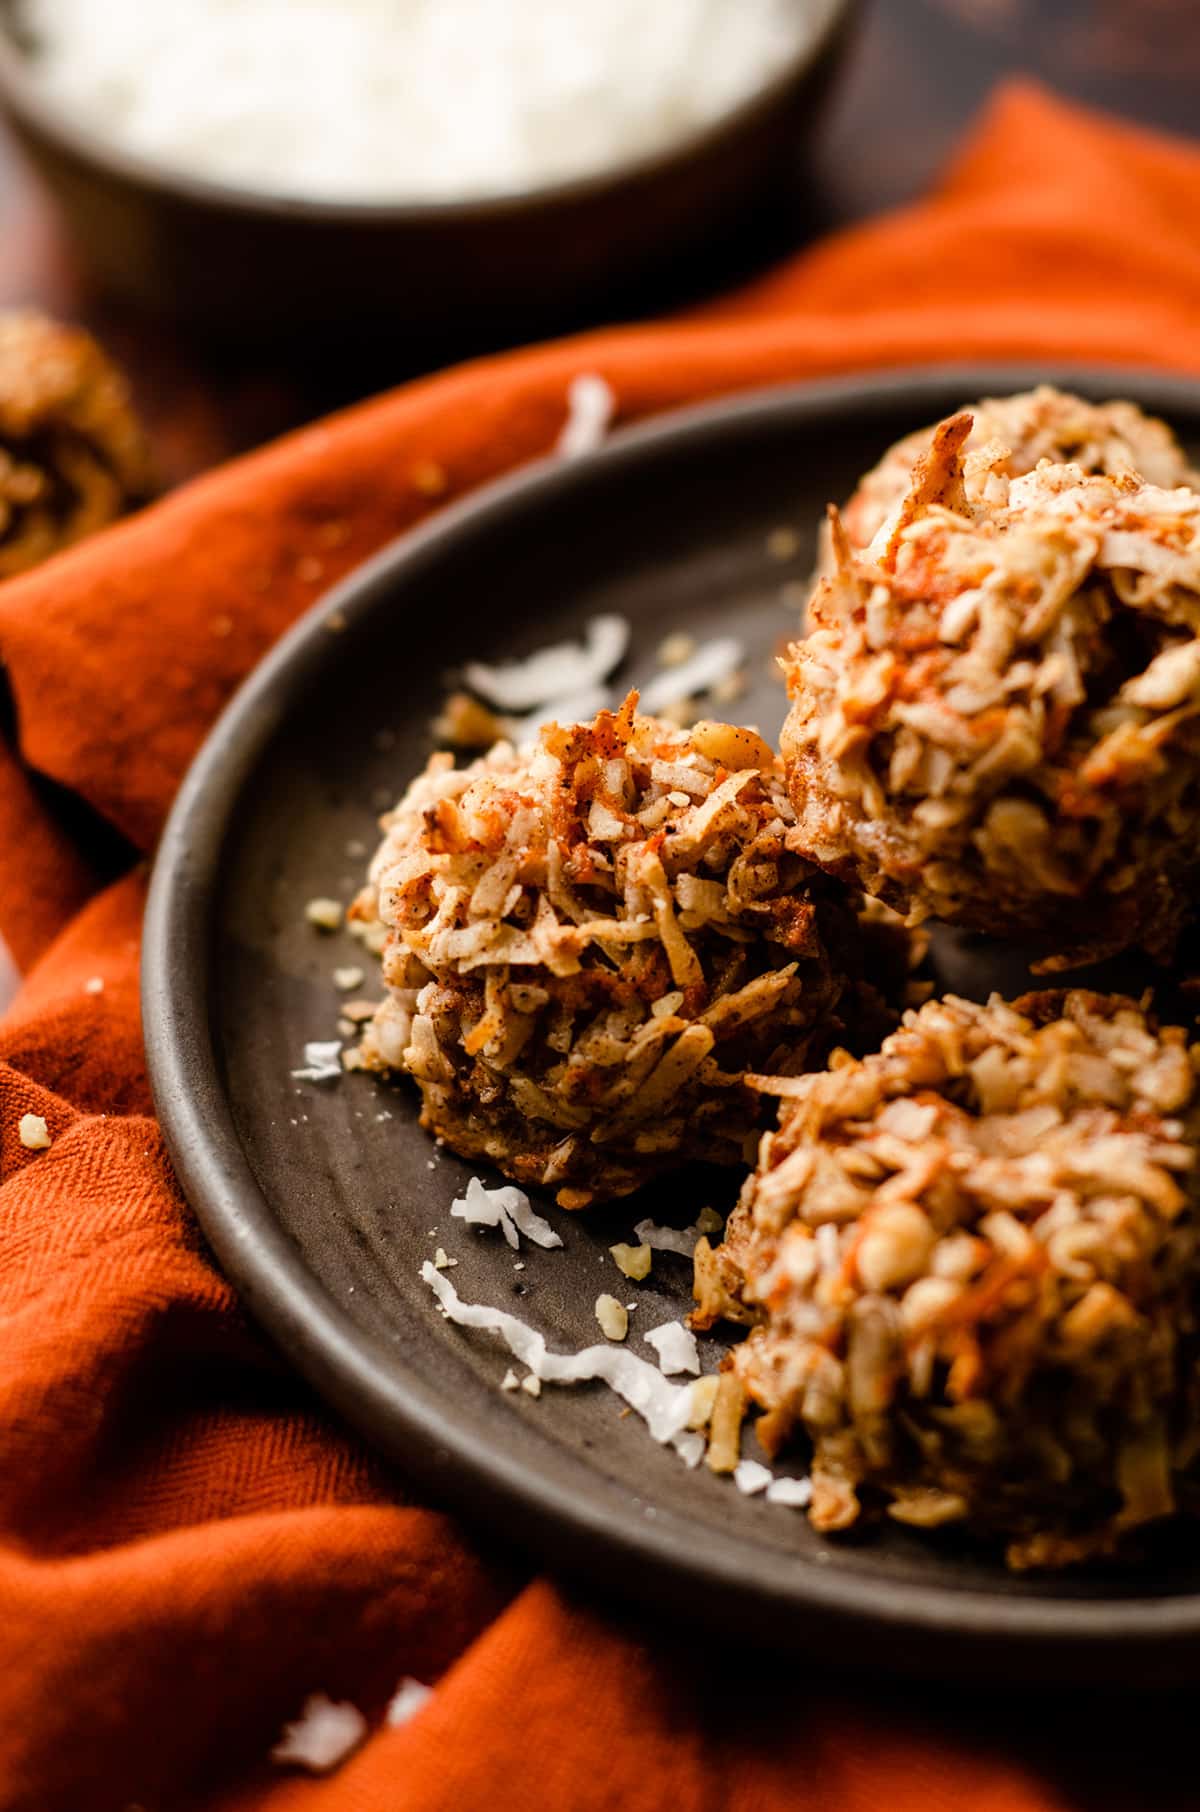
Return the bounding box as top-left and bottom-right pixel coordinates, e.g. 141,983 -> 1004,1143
0,0 -> 857,351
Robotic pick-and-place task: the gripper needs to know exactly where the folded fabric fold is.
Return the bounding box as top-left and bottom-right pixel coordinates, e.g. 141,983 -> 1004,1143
4,80 -> 1200,1811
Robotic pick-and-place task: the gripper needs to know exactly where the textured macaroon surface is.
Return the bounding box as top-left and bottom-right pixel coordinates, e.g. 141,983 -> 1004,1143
783,413 -> 1200,964
694,989 -> 1200,1569
837,385 -> 1200,553
353,696 -> 868,1206
0,309 -> 154,576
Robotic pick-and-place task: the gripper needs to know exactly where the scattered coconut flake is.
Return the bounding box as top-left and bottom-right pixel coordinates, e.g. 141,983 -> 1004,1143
644,1320 -> 700,1376
766,1475 -> 813,1508
305,897 -> 344,931
433,1247 -> 457,1270
333,965 -> 365,992
270,1694 -> 367,1775
650,990 -> 684,1020
422,1263 -> 693,1443
521,1374 -> 542,1397
657,630 -> 696,668
83,976 -> 104,995
595,1294 -> 629,1341
292,1040 -> 343,1082
673,1430 -> 706,1469
632,1217 -> 695,1256
501,1369 -> 520,1391
18,1113 -> 50,1151
639,636 -> 744,716
609,1241 -> 652,1281
345,838 -> 367,860
451,1175 -> 563,1250
556,373 -> 616,459
385,1678 -> 434,1727
501,683 -> 613,749
464,613 -> 629,712
734,1459 -> 773,1496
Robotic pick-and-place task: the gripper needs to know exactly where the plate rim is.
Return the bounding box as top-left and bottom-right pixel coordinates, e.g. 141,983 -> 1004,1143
143,363 -> 1200,1679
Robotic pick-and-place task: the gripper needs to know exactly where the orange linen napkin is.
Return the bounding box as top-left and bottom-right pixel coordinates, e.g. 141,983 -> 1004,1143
3,80 -> 1200,1812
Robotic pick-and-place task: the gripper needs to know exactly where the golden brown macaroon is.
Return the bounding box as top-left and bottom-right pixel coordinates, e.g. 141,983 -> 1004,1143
0,310 -> 155,576
839,384 -> 1199,554
693,989 -> 1200,1569
783,413 -> 1200,966
353,694 -> 866,1207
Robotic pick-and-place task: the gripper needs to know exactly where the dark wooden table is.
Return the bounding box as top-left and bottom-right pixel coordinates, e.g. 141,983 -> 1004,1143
3,0 -> 1198,485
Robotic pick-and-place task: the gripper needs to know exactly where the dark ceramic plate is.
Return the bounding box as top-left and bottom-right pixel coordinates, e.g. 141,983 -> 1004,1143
144,367 -> 1200,1686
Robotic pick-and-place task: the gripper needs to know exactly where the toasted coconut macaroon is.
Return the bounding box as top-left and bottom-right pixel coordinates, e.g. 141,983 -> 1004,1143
839,385 -> 1199,554
353,694 -> 864,1207
0,310 -> 155,575
693,989 -> 1200,1569
784,414 -> 1200,966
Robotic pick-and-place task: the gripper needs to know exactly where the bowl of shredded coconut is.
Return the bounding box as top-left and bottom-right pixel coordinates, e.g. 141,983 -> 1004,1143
0,0 -> 854,340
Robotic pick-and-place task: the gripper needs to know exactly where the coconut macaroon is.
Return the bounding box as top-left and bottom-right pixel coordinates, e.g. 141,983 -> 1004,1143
0,309 -> 155,575
783,414 -> 1200,965
839,385 -> 1199,554
693,989 -> 1200,1569
353,694 -> 864,1207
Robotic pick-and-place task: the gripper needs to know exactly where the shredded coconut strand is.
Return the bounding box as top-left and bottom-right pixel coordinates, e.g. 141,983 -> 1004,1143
422,1262 -> 694,1443
556,374 -> 616,459
385,1678 -> 434,1727
733,1459 -> 773,1496
644,1320 -> 701,1376
270,1694 -> 367,1774
291,1040 -> 343,1082
766,1475 -> 813,1507
633,1216 -> 715,1256
451,1175 -> 564,1250
464,614 -> 629,711
639,636 -> 744,715
502,683 -> 613,748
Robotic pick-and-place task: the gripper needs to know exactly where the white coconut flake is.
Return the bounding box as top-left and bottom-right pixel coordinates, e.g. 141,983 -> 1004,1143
633,1216 -> 712,1257
733,1459 -> 773,1496
644,1320 -> 700,1376
766,1475 -> 813,1507
501,1368 -> 520,1391
639,636 -> 744,716
503,683 -> 612,748
422,1263 -> 693,1443
291,1040 -> 343,1082
672,1430 -> 706,1468
451,1174 -> 563,1250
464,613 -> 629,711
270,1694 -> 367,1774
556,373 -> 616,459
385,1678 -> 433,1727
